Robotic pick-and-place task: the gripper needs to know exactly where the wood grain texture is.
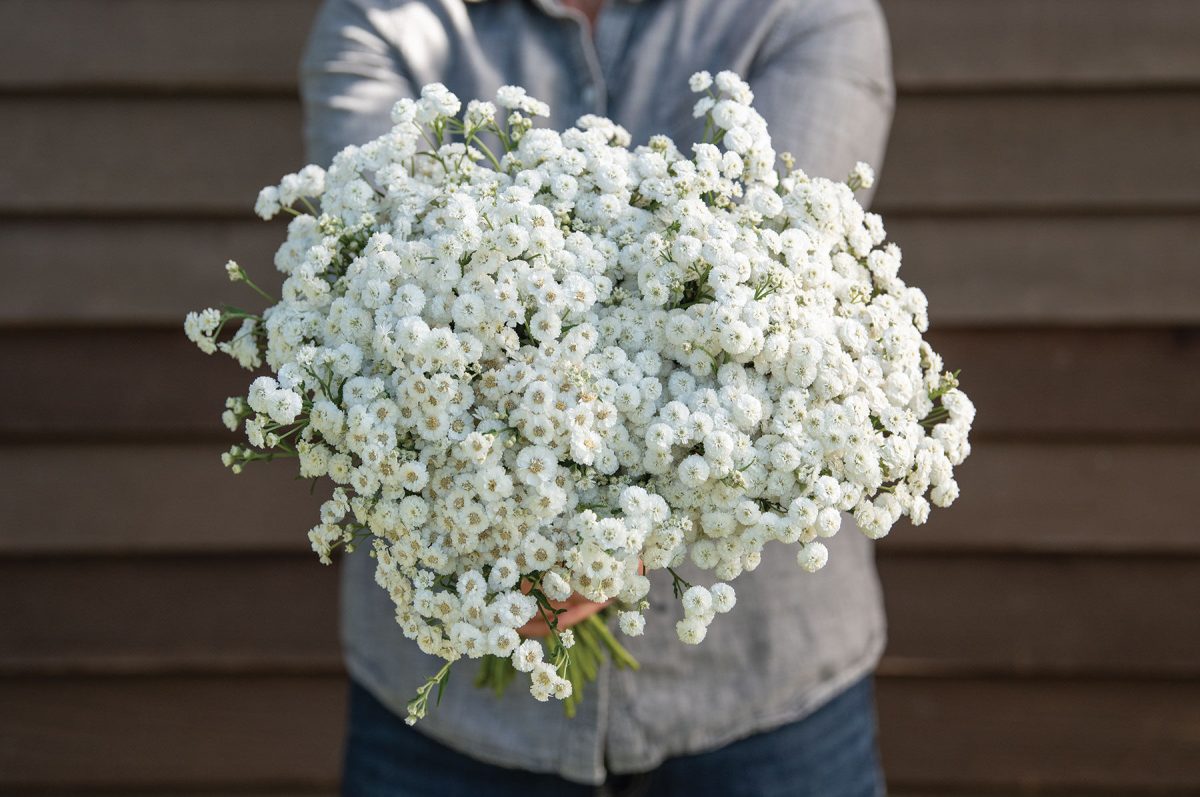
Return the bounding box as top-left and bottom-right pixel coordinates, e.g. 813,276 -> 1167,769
928,328 -> 1200,438
0,329 -> 246,440
888,214 -> 1200,326
0,794 -> 331,797
877,555 -> 1200,677
876,677 -> 1200,791
0,219 -> 288,327
0,792 -> 1169,797
0,444 -> 319,555
2,0 -> 317,93
3,94 -> 1200,214
0,675 -> 346,791
2,674 -> 1198,790
886,442 -> 1200,554
5,0 -> 1200,92
6,215 -> 1200,327
0,557 -> 339,674
0,97 -> 303,215
0,793 -> 1146,797
4,442 -> 1195,555
4,554 -> 1197,677
5,328 -> 1198,440
4,3 -> 1200,794
876,92 -> 1200,212
883,0 -> 1200,90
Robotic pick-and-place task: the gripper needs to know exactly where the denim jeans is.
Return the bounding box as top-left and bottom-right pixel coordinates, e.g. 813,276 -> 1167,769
342,676 -> 886,797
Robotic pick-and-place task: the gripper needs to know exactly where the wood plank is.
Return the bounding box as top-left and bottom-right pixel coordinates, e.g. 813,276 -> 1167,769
2,674 -> 1198,790
0,219 -> 288,327
59,793 -> 1129,797
0,444 -> 319,555
890,794 -> 1174,797
887,443 -> 1200,554
0,557 -> 339,674
878,555 -> 1200,677
1,0 -> 317,93
892,792 -> 1161,797
4,443 -> 1195,555
883,0 -> 1200,90
928,328 -> 1200,438
0,793 -> 1158,797
5,0 -> 1200,93
4,328 -> 1198,440
4,554 -> 1198,677
0,675 -> 345,791
7,215 -> 1200,327
2,94 -> 1200,214
16,794 -> 1149,797
876,92 -> 1200,212
877,677 -> 1200,792
11,792 -> 1180,797
888,214 -> 1200,326
2,794 -> 1143,797
0,97 -> 303,216
0,329 -> 247,440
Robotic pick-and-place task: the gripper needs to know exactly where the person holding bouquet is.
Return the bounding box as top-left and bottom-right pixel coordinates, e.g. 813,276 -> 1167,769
299,1 -> 895,794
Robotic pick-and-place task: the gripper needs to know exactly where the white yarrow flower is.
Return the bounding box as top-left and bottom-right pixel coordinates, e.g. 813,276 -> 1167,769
184,72 -> 971,717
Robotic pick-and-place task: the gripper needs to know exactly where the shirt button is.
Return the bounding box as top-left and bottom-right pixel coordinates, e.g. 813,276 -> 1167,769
582,85 -> 596,107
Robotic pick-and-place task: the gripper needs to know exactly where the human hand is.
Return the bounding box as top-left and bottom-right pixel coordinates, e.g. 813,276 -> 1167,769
518,591 -> 612,639
517,560 -> 643,638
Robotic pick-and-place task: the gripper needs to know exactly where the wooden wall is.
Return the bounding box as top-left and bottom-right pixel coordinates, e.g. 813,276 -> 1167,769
3,1 -> 1200,793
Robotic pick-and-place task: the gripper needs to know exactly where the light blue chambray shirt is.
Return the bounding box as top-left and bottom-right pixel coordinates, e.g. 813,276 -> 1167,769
301,0 -> 894,784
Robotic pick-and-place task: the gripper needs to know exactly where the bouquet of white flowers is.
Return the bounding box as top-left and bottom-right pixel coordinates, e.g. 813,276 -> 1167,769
186,71 -> 973,723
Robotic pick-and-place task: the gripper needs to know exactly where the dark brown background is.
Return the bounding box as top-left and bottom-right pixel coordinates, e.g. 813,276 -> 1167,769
3,0 -> 1200,794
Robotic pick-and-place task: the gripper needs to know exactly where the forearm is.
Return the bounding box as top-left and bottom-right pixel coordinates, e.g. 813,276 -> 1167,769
746,0 -> 894,206
300,0 -> 416,165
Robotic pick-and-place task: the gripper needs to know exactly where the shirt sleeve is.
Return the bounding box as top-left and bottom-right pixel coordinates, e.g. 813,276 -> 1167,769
300,0 -> 417,166
746,0 -> 895,207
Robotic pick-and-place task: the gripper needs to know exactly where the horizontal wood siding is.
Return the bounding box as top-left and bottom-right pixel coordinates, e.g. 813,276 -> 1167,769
7,442 -> 1198,556
3,676 -> 1198,791
5,1 -> 1200,92
4,554 -> 1198,677
4,328 -> 1198,440
4,94 -> 1199,214
3,1 -> 1198,794
8,215 -> 1200,327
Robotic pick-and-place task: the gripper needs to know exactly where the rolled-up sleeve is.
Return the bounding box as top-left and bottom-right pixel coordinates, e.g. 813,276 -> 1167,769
747,0 -> 894,206
300,0 -> 416,165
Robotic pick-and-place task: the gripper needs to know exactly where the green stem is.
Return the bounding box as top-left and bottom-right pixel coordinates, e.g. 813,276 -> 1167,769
582,614 -> 640,670
468,134 -> 505,172
667,566 -> 693,600
239,275 -> 275,304
406,659 -> 454,724
472,612 -> 640,717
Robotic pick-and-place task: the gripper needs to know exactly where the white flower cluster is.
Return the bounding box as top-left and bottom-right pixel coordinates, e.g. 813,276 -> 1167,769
187,74 -> 973,718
